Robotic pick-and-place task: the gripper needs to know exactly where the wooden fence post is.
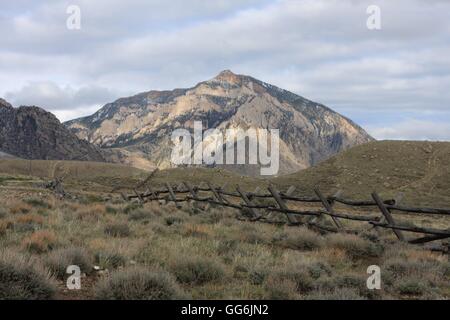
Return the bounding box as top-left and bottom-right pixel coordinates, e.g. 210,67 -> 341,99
285,186 -> 296,196
120,192 -> 128,201
314,189 -> 343,229
133,188 -> 144,203
184,181 -> 206,211
372,192 -> 405,241
165,182 -> 181,208
236,185 -> 261,220
268,185 -> 295,224
207,182 -> 225,205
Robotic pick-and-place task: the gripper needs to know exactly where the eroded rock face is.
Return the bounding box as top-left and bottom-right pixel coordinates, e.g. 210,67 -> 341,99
0,100 -> 105,162
65,70 -> 373,175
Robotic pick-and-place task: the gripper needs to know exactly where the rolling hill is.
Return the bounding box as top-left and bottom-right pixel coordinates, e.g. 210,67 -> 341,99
273,140 -> 450,207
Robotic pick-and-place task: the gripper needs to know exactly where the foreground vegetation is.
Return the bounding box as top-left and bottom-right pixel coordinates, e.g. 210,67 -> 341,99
0,186 -> 448,300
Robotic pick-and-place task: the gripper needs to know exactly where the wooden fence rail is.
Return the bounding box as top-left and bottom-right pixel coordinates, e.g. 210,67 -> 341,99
119,181 -> 450,248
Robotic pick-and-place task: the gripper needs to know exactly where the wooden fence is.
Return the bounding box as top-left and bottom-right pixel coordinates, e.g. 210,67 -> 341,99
119,180 -> 450,248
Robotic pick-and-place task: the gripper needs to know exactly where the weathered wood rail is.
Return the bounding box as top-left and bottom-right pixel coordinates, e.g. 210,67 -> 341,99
119,181 -> 450,248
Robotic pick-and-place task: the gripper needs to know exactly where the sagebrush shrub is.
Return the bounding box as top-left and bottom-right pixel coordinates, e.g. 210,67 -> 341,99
95,251 -> 126,269
0,250 -> 56,299
123,203 -> 143,214
326,233 -> 383,259
395,278 -> 427,296
104,223 -> 131,237
94,267 -> 186,300
170,256 -> 225,285
263,277 -> 299,300
46,247 -> 93,279
164,216 -> 183,226
24,198 -> 51,209
128,210 -> 153,222
276,228 -> 323,251
268,268 -> 314,294
317,273 -> 380,300
0,221 -> 7,237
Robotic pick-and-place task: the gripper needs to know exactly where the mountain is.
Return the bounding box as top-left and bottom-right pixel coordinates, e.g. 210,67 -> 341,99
0,98 -> 105,162
65,70 -> 373,176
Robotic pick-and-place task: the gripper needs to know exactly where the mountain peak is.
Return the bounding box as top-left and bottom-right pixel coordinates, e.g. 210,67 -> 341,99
0,98 -> 13,109
212,69 -> 242,84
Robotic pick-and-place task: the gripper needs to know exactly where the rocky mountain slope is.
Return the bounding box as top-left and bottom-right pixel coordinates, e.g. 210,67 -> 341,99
65,70 -> 373,176
0,98 -> 105,162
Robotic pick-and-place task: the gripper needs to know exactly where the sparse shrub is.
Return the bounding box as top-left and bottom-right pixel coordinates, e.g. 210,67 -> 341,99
170,256 -> 225,285
264,277 -> 299,300
0,208 -> 7,219
276,228 -> 323,251
0,250 -> 56,299
76,204 -> 106,221
9,202 -> 32,214
95,251 -> 126,269
307,262 -> 332,280
123,203 -> 143,214
197,210 -> 223,224
268,268 -> 314,294
217,239 -> 239,256
395,278 -> 426,296
22,230 -> 57,253
326,233 -> 383,259
0,221 -> 7,237
248,268 -> 268,285
128,209 -> 152,222
24,198 -> 50,209
240,230 -> 269,244
104,223 -> 131,237
164,216 -> 183,226
236,224 -> 271,244
94,267 -> 186,300
183,223 -> 211,238
105,206 -> 119,214
82,194 -> 104,204
443,262 -> 450,278
318,273 -> 380,299
46,247 -> 93,279
382,257 -> 445,287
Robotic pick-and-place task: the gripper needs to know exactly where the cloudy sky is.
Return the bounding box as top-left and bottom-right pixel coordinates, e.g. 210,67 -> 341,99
1,0 -> 450,140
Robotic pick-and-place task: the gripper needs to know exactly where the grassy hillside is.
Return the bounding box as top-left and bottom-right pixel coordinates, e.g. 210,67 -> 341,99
1,140 -> 449,207
273,140 -> 450,207
0,159 -> 149,191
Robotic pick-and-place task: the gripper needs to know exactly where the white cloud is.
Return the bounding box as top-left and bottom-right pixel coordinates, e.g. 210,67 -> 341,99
0,0 -> 449,140
4,82 -> 123,121
368,120 -> 450,141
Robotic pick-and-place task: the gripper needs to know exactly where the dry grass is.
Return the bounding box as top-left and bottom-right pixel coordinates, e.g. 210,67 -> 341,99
22,230 -> 58,254
0,250 -> 56,299
0,172 -> 448,300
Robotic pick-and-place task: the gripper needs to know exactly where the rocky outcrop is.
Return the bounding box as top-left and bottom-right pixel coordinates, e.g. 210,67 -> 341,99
0,99 -> 105,162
